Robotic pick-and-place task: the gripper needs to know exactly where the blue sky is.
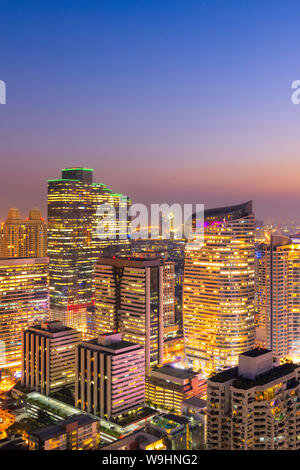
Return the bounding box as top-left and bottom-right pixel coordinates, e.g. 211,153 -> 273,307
1,0 -> 300,222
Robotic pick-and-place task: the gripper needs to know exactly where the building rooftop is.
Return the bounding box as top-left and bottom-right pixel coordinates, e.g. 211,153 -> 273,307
152,364 -> 197,380
150,414 -> 189,433
204,200 -> 253,220
30,423 -> 62,440
182,396 -> 207,409
99,431 -> 161,450
241,348 -> 271,358
28,321 -> 76,334
97,256 -> 163,268
232,362 -> 300,390
209,367 -> 239,384
85,337 -> 142,352
30,414 -> 96,441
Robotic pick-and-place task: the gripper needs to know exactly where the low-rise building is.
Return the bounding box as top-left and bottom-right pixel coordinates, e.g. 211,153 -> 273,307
146,364 -> 203,414
147,413 -> 191,450
28,414 -> 99,450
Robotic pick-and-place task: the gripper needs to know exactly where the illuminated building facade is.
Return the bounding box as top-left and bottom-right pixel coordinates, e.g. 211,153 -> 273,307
1,208 -> 26,257
75,333 -> 145,419
47,167 -> 130,333
21,321 -> 81,395
26,207 -> 47,257
0,257 -> 49,370
256,235 -> 300,360
146,364 -> 203,414
28,414 -> 99,450
183,201 -> 255,374
162,260 -> 175,328
163,336 -> 184,364
207,349 -> 300,450
95,257 -> 165,373
0,207 -> 47,258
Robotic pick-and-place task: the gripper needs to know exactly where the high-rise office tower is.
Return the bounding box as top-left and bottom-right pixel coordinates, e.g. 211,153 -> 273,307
162,260 -> 175,328
75,333 -> 145,419
183,201 -> 255,375
22,321 -> 81,395
95,257 -> 165,373
256,235 -> 300,360
47,167 -> 130,333
0,207 -> 47,258
26,207 -> 47,257
0,257 -> 49,371
207,349 -> 300,450
1,208 -> 26,257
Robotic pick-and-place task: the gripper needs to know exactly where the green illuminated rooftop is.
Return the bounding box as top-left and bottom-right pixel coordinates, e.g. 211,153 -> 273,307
62,167 -> 94,171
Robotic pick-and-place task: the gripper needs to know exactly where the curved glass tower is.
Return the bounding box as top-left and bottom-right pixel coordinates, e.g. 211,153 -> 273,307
183,201 -> 255,374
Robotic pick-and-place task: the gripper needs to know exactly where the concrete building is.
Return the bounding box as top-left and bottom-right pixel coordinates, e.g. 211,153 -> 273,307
28,414 -> 99,450
75,333 -> 145,420
207,348 -> 300,450
95,257 -> 165,373
21,321 -> 81,395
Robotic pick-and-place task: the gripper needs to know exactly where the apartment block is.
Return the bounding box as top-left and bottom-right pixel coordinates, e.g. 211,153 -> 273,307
207,348 -> 300,449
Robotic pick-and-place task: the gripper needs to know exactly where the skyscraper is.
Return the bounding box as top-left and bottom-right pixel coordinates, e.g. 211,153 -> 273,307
47,167 -> 130,333
183,201 -> 255,375
22,321 -> 81,395
0,207 -> 47,258
75,333 -> 145,419
26,207 -> 47,257
162,260 -> 176,329
0,257 -> 49,371
256,235 -> 300,360
95,257 -> 165,373
1,208 -> 26,257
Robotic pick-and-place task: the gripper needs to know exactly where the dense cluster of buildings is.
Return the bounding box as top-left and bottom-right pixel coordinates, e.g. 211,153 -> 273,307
1,166 -> 300,451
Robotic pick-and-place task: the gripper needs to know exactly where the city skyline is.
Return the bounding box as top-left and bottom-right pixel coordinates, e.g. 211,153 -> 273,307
2,1 -> 300,454
1,1 -> 300,222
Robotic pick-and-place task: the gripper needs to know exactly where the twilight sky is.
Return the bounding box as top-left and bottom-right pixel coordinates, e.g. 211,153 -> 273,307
1,0 -> 300,223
